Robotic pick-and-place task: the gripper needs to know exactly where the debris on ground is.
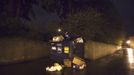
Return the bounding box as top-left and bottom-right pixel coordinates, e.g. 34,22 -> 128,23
72,56 -> 86,70
46,63 -> 63,72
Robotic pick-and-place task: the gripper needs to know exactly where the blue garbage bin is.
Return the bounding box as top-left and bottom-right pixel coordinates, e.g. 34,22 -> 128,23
49,34 -> 84,64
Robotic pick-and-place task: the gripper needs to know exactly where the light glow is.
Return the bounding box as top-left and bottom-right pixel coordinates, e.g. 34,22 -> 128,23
58,28 -> 62,32
117,46 -> 122,50
127,48 -> 134,63
126,40 -> 131,44
127,48 -> 134,69
73,65 -> 76,68
51,46 -> 56,50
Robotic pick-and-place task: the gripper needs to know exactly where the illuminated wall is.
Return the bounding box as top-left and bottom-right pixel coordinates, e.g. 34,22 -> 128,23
85,41 -> 119,60
129,37 -> 134,48
0,37 -> 49,63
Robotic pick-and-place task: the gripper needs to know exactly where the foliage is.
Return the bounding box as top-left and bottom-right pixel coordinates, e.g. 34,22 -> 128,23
91,15 -> 125,45
62,9 -> 104,40
39,0 -> 96,18
45,20 -> 60,34
62,8 -> 125,45
0,0 -> 125,45
0,0 -> 37,20
0,0 -> 37,36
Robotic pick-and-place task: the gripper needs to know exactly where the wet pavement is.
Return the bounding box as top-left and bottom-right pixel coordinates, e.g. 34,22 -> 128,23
1,49 -> 134,75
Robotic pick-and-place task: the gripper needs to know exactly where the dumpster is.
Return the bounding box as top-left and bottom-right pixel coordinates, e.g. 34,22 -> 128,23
49,33 -> 85,67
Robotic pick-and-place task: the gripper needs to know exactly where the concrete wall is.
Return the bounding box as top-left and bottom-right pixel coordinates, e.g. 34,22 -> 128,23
0,37 -> 119,63
0,37 -> 49,63
84,41 -> 118,60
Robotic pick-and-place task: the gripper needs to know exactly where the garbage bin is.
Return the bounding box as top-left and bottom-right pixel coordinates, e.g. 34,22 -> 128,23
49,34 -> 85,64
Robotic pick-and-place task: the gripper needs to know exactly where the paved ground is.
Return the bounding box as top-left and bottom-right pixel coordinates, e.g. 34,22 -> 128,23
0,49 -> 134,75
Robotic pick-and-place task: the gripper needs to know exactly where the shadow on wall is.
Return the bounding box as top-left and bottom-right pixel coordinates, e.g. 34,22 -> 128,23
0,37 -> 49,63
84,40 -> 119,60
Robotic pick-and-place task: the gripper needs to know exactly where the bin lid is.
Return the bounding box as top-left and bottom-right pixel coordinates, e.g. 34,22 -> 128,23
72,56 -> 85,65
51,33 -> 84,43
52,35 -> 64,42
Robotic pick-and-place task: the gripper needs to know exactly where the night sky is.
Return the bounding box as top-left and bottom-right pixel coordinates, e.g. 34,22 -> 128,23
111,0 -> 134,36
25,5 -> 60,31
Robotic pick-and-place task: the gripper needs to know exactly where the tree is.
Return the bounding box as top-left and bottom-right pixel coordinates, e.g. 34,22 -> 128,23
0,0 -> 37,19
39,0 -> 98,19
0,0 -> 38,26
93,18 -> 125,45
62,9 -> 104,40
0,0 -> 38,36
62,8 -> 125,45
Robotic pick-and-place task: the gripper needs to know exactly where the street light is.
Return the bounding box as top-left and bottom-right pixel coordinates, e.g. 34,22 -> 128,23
126,40 -> 131,44
58,28 -> 62,32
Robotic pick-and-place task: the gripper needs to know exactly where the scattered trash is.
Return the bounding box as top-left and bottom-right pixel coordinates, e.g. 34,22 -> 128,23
46,56 -> 86,72
72,56 -> 86,70
46,63 -> 63,72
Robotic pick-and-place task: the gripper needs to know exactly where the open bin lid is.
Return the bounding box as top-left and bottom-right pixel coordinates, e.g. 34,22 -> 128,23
51,33 -> 84,43
52,35 -> 64,42
75,37 -> 84,43
72,56 -> 85,65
